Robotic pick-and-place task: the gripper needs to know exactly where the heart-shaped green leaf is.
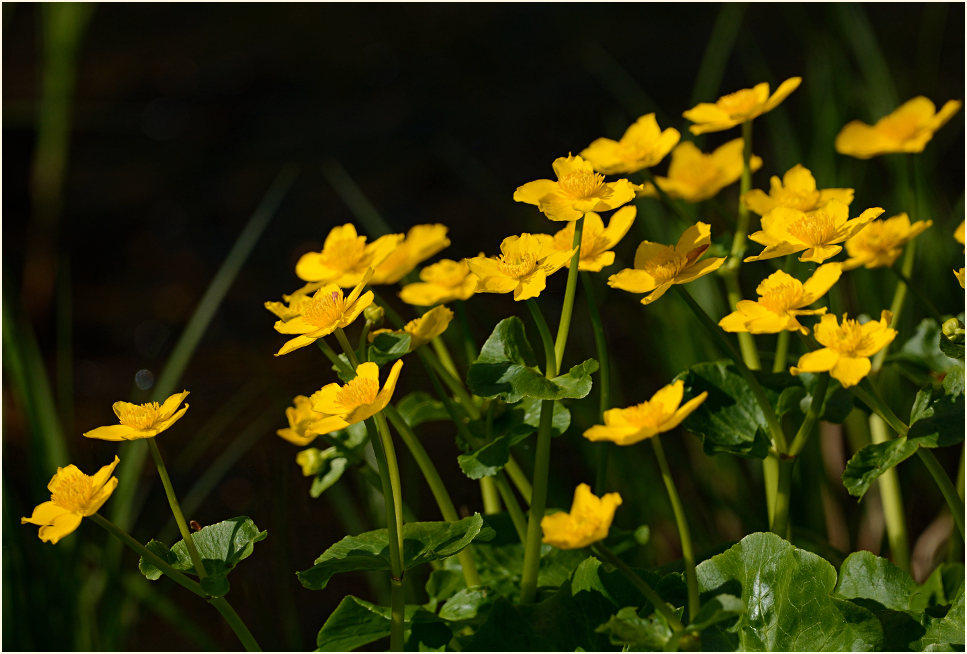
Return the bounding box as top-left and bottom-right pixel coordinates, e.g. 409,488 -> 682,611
138,516 -> 266,583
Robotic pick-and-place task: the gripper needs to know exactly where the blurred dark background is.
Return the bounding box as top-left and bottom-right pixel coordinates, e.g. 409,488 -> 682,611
3,3 -> 964,651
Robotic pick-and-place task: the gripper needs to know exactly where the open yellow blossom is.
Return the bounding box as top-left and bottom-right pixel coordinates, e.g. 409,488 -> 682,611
537,206 -> 636,272
513,154 -> 636,222
583,380 -> 708,446
540,483 -> 622,550
637,139 -> 763,203
466,233 -> 575,302
277,395 -> 345,447
370,224 -> 450,285
742,164 -> 854,216
955,221 -> 965,246
580,113 -> 680,174
399,259 -> 478,306
745,200 -> 884,263
843,213 -> 932,270
22,456 -> 120,544
835,97 -> 962,159
791,311 -> 896,388
608,222 -> 726,305
296,223 -> 403,287
719,264 -> 842,334
370,305 -> 453,350
310,360 -> 404,427
683,77 -> 802,135
273,271 -> 374,356
265,282 -> 319,322
83,391 -> 189,441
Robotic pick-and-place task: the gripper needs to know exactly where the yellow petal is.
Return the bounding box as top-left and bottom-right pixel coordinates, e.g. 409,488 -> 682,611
513,271 -> 547,302
275,334 -> 319,357
674,222 -> 713,256
661,391 -> 708,432
650,380 -> 684,416
763,76 -> 802,113
370,359 -> 405,417
608,268 -> 657,294
640,282 -> 674,306
83,424 -> 141,441
801,263 -> 843,304
830,356 -> 872,388
83,476 -> 120,516
513,179 -> 560,206
38,512 -> 84,545
676,257 -> 726,285
153,405 -> 190,435
791,348 -> 839,375
158,390 -> 190,421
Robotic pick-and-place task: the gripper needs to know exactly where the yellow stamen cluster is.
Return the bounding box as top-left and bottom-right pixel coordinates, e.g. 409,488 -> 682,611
48,469 -> 101,514
498,252 -> 539,279
717,88 -> 760,116
303,291 -> 347,328
643,252 -> 688,285
334,376 -> 379,412
116,403 -> 162,430
558,169 -> 606,200
787,210 -> 837,245
759,280 -> 804,313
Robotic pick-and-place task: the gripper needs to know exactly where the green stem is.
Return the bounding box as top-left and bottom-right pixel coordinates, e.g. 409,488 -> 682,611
334,327 -> 360,368
422,348 -> 480,419
869,414 -> 911,570
772,330 -> 790,373
582,272 -> 613,494
480,476 -> 502,514
147,439 -> 207,579
431,336 -> 460,379
872,241 -> 915,374
889,261 -> 945,324
504,457 -> 533,504
209,598 -> 263,652
553,216 -> 585,371
526,300 -> 557,376
771,456 -> 793,538
494,472 -> 528,545
651,436 -> 700,622
788,373 -> 829,457
318,338 -> 355,377
917,449 -> 965,541
639,169 -> 695,226
455,300 -> 478,366
592,543 -> 684,633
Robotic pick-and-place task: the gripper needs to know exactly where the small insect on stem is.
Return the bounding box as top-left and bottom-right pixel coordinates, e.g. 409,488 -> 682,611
189,520 -> 203,532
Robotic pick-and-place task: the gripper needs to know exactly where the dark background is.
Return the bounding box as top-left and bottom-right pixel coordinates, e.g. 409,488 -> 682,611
3,3 -> 964,651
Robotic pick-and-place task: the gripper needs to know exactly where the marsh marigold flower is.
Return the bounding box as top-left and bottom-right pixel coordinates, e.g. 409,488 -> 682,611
843,213 -> 932,270
608,222 -> 726,305
583,380 -> 708,446
273,271 -> 374,356
791,310 -> 896,388
370,224 -> 450,285
277,396 -> 345,447
513,154 -> 636,222
84,391 -> 189,441
370,305 -> 453,350
637,139 -> 763,203
719,263 -> 842,335
742,164 -> 854,216
398,259 -> 477,306
745,200 -> 884,264
536,206 -> 636,272
835,97 -> 962,159
296,223 -> 403,287
580,113 -> 680,175
265,283 -> 317,322
466,233 -> 575,302
540,483 -> 622,550
683,77 -> 802,135
22,456 -> 120,544
310,360 -> 404,427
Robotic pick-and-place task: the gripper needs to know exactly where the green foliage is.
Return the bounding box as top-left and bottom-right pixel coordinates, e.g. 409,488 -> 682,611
315,595 -> 449,651
369,331 -> 412,366
297,514 -> 492,590
467,317 -> 597,402
396,391 -> 449,427
138,517 -> 267,596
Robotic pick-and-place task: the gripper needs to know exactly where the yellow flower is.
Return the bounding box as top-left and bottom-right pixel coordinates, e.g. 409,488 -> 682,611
583,380 -> 708,446
956,269 -> 965,289
636,139 -> 763,203
540,483 -> 622,550
277,396 -> 345,447
398,259 -> 478,307
370,305 -> 454,350
466,233 -> 575,302
370,224 -> 451,285
265,283 -> 318,322
22,456 -> 120,544
608,222 -> 726,305
683,77 -> 802,135
835,97 -> 962,159
310,360 -> 404,427
513,154 -> 636,222
579,113 -> 680,174
295,223 -> 403,287
955,221 -> 965,246
273,272 -> 374,356
742,164 -> 854,216
791,311 -> 896,388
843,213 -> 933,270
83,391 -> 189,441
537,206 -> 636,272
719,264 -> 842,335
745,200 -> 884,264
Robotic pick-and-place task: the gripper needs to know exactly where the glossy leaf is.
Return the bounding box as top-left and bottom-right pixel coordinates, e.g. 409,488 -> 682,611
913,584 -> 965,651
368,331 -> 411,366
316,595 -> 449,651
596,606 -> 674,650
834,551 -> 931,612
396,391 -> 449,428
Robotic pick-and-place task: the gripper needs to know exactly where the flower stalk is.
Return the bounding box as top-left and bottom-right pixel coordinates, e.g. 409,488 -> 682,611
591,543 -> 684,633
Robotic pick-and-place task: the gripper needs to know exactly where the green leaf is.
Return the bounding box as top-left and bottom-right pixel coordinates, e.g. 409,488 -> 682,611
297,514 -> 492,590
834,551 -> 931,612
368,331 -> 412,366
686,593 -> 744,632
842,438 -> 921,500
138,516 -> 267,582
914,584 -> 965,651
942,362 -> 965,398
316,595 -> 449,652
696,532 -> 882,650
310,456 -> 350,498
892,318 -> 958,373
396,392 -> 449,428
438,587 -> 493,622
200,574 -> 230,598
596,606 -> 674,650
467,317 -> 597,402
797,372 -> 854,423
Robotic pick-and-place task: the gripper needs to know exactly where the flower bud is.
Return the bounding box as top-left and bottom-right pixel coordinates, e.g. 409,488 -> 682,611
364,304 -> 385,327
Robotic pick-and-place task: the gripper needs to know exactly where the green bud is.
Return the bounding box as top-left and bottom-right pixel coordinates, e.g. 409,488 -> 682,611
364,304 -> 385,327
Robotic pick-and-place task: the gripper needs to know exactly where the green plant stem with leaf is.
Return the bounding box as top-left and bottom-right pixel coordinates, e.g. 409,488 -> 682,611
146,439 -> 207,580
591,543 -> 684,634
553,216 -> 585,372
869,414 -> 911,570
581,271 -> 612,494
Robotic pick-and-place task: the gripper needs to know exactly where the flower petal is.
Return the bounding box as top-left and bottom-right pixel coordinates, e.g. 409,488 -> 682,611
513,179 -> 559,206
830,356 -> 872,388
83,424 -> 142,442
660,391 -> 708,432
275,334 -> 319,357
158,390 -> 190,421
791,348 -> 839,375
800,263 -> 843,304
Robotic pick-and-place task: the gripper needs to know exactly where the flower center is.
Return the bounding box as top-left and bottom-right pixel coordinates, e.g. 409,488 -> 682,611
717,88 -> 760,117
788,210 -> 837,245
643,251 -> 687,284
759,279 -> 805,312
829,319 -> 875,356
621,401 -> 665,429
558,170 -> 605,200
117,403 -> 161,430
334,376 -> 379,412
320,236 -> 368,272
49,469 -> 99,513
498,253 -> 539,279
774,187 -> 821,211
303,291 -> 346,327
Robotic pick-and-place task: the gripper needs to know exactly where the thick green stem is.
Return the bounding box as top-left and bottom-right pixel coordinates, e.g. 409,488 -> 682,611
772,330 -> 790,374
147,438 -> 207,579
334,327 -> 361,368
527,300 -> 557,376
553,216 -> 585,372
869,414 -> 911,570
771,456 -> 793,538
592,543 -> 684,633
480,476 -> 502,514
494,472 -> 528,544
422,348 -> 480,419
651,436 -> 700,622
431,336 -> 460,379
504,457 -> 533,504
917,449 -> 965,541
209,598 -> 263,652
